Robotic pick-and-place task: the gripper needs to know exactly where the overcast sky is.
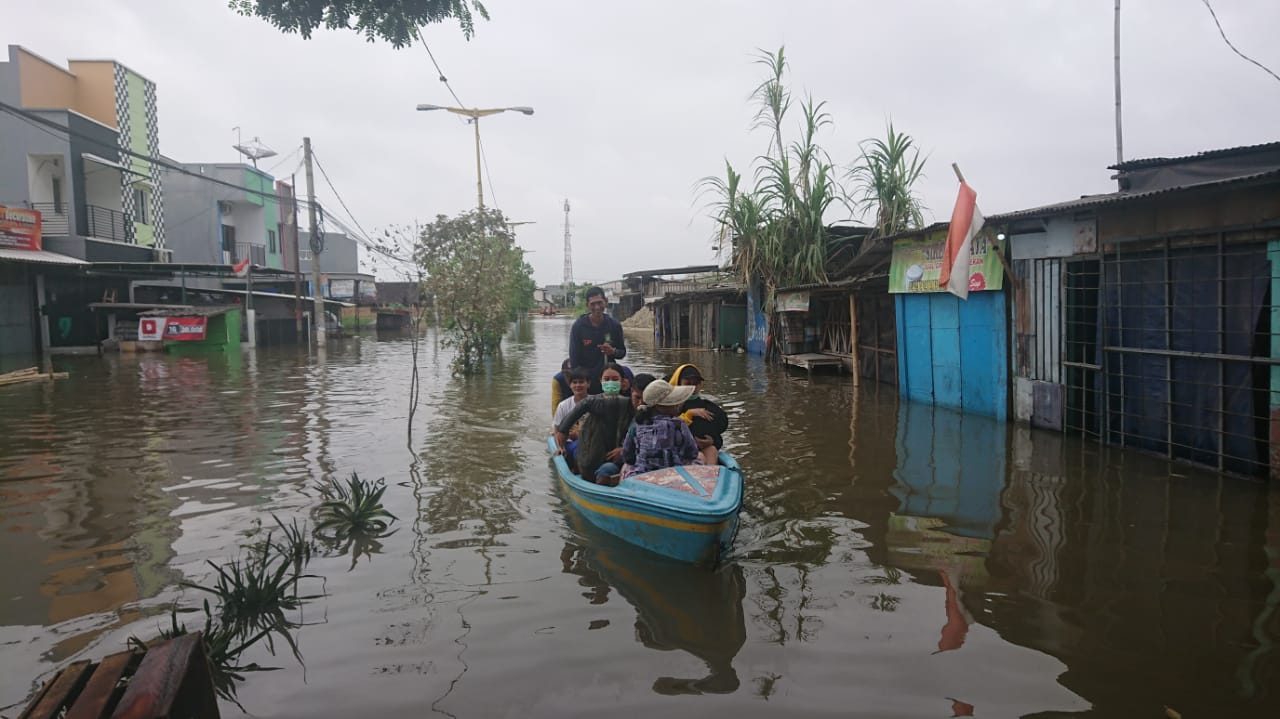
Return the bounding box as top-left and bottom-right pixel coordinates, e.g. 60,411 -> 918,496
6,0 -> 1279,283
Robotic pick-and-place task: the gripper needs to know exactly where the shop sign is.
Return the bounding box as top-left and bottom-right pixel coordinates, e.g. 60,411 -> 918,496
0,206 -> 42,251
889,230 -> 1004,294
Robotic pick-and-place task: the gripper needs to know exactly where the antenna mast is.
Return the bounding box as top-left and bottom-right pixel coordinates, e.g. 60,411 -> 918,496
562,199 -> 573,288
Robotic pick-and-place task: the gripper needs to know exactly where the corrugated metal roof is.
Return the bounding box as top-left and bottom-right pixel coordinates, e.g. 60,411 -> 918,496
0,248 -> 89,265
1109,141 -> 1280,170
986,168 -> 1280,223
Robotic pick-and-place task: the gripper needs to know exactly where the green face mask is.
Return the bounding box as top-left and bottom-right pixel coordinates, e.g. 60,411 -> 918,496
601,380 -> 622,395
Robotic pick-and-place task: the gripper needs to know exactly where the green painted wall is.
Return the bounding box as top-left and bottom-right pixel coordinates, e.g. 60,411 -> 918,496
126,70 -> 154,246
242,169 -> 281,269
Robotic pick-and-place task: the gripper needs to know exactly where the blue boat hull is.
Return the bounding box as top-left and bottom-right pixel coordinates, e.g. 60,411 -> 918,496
547,437 -> 742,565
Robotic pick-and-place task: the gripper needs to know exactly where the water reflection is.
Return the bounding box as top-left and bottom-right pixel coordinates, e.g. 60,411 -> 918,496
879,395 -> 1280,717
559,508 -> 746,695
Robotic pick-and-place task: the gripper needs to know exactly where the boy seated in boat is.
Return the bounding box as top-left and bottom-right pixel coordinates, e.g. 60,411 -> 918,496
552,368 -> 591,462
668,363 -> 728,466
621,380 -> 702,480
553,366 -> 639,485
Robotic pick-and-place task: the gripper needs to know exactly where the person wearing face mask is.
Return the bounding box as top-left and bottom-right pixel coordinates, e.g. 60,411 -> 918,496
668,363 -> 728,466
553,365 -> 640,485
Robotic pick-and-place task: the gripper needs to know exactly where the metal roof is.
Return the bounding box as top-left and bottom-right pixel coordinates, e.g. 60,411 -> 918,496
623,265 -> 724,278
1109,141 -> 1280,170
86,262 -> 298,277
986,168 -> 1280,223
0,247 -> 89,265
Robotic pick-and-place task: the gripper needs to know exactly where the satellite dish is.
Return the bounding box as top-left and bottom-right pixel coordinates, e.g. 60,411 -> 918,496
232,129 -> 277,168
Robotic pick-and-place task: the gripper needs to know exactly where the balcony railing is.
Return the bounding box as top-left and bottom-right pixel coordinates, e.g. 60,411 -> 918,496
26,202 -> 70,236
85,204 -> 132,243
233,242 -> 267,266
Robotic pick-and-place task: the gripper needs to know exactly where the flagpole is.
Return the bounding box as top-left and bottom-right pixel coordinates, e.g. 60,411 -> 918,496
951,163 -> 1018,288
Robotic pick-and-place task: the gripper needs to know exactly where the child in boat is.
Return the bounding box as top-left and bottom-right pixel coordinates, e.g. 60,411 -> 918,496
552,368 -> 591,463
553,373 -> 642,485
621,379 -> 701,480
668,363 -> 728,466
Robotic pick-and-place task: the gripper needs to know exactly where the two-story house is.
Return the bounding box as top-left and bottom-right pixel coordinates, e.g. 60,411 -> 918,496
163,162 -> 287,273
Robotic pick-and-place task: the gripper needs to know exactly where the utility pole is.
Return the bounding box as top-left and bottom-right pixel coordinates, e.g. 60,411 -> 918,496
304,137 -> 325,343
473,117 -> 484,209
291,172 -> 303,338
1114,0 -> 1124,167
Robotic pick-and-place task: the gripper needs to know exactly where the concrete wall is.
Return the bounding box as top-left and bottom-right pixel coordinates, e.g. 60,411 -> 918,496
64,60 -> 117,129
0,112 -> 74,210
298,230 -> 359,274
12,47 -> 77,110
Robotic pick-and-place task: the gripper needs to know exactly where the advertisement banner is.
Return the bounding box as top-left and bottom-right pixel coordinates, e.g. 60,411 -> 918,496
776,291 -> 810,312
888,231 -> 1004,294
138,317 -> 165,341
0,206 -> 43,251
163,316 -> 208,341
329,279 -> 355,299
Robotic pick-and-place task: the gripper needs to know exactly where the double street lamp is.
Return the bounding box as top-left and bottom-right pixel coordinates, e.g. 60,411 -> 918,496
416,104 -> 534,210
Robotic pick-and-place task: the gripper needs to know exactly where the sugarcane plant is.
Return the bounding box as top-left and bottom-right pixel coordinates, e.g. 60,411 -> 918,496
699,47 -> 848,351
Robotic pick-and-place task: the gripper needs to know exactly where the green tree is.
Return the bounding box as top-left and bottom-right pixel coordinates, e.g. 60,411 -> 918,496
699,47 -> 846,312
229,0 -> 489,46
416,208 -> 531,373
848,122 -> 928,238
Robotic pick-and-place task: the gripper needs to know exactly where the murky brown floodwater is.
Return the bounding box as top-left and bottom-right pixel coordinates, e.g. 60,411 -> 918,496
1,316 -> 1278,718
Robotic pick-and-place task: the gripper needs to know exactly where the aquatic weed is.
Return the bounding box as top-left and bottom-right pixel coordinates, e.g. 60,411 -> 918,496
316,472 -> 398,534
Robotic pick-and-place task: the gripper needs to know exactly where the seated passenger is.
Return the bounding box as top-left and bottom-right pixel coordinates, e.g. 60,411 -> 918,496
669,363 -> 728,466
593,373 -> 657,484
550,358 -> 572,418
553,373 -> 639,485
552,368 -> 591,463
621,380 -> 701,480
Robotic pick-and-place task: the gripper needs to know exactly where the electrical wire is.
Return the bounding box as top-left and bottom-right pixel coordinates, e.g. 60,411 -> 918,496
478,134 -> 500,211
309,150 -> 415,266
415,26 -> 467,110
262,145 -> 303,175
0,99 -> 326,210
1200,0 -> 1280,86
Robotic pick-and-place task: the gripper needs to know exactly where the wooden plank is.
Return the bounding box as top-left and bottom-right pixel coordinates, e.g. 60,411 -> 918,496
65,651 -> 139,719
110,634 -> 208,719
0,367 -> 39,378
19,661 -> 94,719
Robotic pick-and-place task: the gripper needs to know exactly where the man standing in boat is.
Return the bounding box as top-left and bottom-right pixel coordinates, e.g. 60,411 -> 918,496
569,286 -> 626,392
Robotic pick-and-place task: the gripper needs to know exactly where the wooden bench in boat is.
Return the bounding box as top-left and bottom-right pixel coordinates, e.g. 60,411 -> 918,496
18,633 -> 219,719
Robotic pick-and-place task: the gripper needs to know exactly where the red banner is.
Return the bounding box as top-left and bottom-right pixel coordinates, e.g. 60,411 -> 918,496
138,317 -> 165,341
0,206 -> 42,251
163,316 -> 208,341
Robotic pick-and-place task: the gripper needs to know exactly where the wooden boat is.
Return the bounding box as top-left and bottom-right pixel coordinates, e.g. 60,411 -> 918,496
546,437 -> 743,565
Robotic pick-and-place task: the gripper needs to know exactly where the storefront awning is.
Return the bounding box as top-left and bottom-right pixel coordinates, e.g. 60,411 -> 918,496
0,247 -> 88,265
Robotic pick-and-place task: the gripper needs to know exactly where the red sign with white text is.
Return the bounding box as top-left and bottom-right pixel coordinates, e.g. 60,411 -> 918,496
163,316 -> 208,341
0,206 -> 42,251
138,317 -> 164,341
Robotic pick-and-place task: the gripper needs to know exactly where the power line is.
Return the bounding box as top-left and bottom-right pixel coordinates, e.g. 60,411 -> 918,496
478,135 -> 501,211
262,145 -> 303,175
308,150 -> 415,266
1200,0 -> 1280,86
311,151 -> 376,244
415,26 -> 467,110
0,99 -> 324,209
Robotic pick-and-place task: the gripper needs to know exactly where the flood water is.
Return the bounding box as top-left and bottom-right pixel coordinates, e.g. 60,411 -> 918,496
1,316 -> 1278,718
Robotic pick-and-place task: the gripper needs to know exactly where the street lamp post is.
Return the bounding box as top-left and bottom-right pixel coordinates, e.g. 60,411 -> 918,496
415,104 -> 534,210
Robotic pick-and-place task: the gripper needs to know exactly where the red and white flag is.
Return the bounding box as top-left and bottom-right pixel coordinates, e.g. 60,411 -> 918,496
938,181 -> 985,300
232,257 -> 250,277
